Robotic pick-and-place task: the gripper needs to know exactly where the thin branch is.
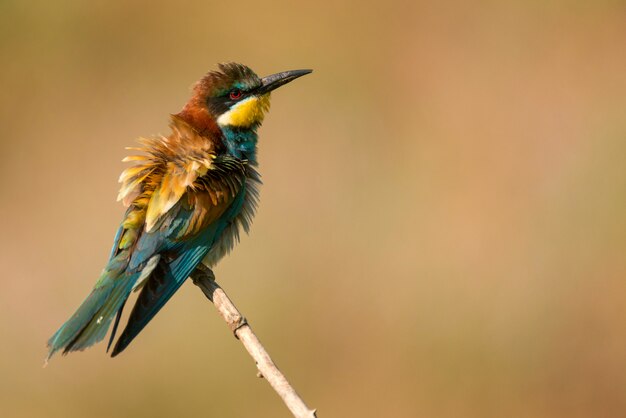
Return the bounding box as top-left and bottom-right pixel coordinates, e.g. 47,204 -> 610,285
191,266 -> 317,418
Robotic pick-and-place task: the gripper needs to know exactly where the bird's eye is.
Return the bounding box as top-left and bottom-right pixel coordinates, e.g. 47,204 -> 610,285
229,89 -> 242,100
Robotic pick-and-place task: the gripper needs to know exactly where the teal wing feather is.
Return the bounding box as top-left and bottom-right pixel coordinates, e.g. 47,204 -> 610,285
110,244 -> 211,356
110,188 -> 247,356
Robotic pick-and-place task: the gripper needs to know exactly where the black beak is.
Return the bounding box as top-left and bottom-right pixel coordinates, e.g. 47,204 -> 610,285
258,69 -> 312,94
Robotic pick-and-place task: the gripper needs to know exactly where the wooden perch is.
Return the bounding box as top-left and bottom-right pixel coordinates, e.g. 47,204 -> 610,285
190,265 -> 317,418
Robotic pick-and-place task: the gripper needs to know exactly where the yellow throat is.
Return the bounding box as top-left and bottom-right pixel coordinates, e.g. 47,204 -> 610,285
217,94 -> 271,128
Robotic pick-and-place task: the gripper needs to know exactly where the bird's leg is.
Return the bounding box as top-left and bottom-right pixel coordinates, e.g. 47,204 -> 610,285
190,264 -> 248,338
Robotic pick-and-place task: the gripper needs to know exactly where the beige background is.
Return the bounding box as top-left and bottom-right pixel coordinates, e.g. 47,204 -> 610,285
1,1 -> 625,417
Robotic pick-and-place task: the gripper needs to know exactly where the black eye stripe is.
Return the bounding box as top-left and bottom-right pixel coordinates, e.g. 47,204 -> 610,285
207,83 -> 260,115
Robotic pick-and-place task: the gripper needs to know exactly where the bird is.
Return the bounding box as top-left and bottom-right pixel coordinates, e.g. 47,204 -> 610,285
46,63 -> 312,360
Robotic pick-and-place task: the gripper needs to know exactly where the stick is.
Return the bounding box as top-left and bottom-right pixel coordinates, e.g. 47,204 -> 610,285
190,266 -> 317,418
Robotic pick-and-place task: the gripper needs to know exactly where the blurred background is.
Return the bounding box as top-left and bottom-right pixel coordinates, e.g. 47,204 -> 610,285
1,1 -> 625,417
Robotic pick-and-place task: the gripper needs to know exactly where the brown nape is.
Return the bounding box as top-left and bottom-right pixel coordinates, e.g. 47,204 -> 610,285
175,94 -> 223,143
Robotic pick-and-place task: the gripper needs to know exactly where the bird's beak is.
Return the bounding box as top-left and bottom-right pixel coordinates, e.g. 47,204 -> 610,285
258,69 -> 312,94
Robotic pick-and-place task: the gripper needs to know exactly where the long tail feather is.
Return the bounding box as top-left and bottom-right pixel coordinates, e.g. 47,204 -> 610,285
46,271 -> 137,359
106,299 -> 127,353
62,275 -> 137,354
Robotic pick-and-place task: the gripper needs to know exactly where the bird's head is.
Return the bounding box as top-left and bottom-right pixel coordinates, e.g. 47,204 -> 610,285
177,63 -> 311,137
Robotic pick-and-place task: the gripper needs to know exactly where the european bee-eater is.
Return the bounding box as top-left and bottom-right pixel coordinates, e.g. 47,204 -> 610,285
47,63 -> 311,359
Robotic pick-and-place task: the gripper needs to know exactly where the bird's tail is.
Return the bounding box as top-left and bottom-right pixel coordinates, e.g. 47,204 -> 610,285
46,255 -> 139,360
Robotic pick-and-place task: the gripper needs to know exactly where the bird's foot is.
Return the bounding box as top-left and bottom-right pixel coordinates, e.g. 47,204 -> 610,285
191,263 -> 216,283
190,264 -> 218,302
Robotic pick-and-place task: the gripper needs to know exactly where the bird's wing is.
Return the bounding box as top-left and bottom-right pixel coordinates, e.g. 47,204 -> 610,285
109,154 -> 248,356
47,143 -> 248,358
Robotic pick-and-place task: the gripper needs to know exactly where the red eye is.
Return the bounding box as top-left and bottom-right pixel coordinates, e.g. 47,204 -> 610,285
229,89 -> 242,100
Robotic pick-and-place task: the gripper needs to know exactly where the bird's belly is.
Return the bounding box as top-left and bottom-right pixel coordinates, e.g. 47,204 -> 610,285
200,223 -> 239,267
